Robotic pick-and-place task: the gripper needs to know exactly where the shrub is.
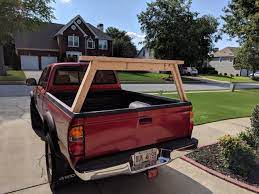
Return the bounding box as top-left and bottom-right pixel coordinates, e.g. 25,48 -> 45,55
239,130 -> 257,149
219,135 -> 256,176
236,74 -> 239,76
224,73 -> 228,76
219,73 -> 222,76
251,104 -> 259,136
230,74 -> 234,77
197,66 -> 217,74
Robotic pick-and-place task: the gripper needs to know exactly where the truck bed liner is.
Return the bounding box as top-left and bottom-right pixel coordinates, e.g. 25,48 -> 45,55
52,90 -> 185,113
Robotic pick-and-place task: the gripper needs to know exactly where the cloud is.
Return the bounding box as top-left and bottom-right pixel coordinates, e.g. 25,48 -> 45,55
126,32 -> 145,41
126,32 -> 145,49
60,0 -> 72,3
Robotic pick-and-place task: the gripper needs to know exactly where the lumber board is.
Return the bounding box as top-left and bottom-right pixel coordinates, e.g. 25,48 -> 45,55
71,56 -> 187,113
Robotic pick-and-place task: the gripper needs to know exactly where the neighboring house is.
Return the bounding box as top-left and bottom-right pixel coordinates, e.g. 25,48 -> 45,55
14,15 -> 112,70
208,47 -> 240,76
208,47 -> 252,76
137,46 -> 154,59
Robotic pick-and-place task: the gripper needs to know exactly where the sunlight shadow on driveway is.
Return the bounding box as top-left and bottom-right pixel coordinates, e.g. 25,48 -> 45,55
55,165 -> 212,194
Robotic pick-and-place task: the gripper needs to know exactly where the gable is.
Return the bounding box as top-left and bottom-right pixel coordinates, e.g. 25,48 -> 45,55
55,15 -> 112,40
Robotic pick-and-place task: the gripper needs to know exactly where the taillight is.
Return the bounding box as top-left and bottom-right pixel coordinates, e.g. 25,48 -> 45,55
68,125 -> 84,156
189,111 -> 194,131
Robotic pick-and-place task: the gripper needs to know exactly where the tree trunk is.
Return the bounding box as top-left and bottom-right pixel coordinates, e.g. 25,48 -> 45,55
0,45 -> 7,76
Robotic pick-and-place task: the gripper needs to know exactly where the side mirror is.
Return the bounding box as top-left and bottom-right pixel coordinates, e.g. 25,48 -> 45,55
26,78 -> 37,86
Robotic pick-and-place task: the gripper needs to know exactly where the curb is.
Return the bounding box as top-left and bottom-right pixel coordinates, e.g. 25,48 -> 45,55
180,144 -> 259,193
120,81 -> 203,84
0,81 -> 25,85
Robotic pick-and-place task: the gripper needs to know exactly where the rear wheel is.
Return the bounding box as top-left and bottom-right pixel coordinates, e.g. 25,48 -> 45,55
45,137 -> 76,192
46,141 -> 60,192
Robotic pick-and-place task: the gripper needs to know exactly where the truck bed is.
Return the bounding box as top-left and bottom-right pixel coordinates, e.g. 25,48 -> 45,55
49,90 -> 192,159
52,90 -> 183,113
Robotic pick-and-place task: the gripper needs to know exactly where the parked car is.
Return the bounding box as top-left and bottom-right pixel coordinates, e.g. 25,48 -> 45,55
26,60 -> 198,192
182,67 -> 198,76
249,71 -> 259,80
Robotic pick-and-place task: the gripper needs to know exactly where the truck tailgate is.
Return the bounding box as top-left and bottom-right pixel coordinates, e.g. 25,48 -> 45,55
84,105 -> 192,159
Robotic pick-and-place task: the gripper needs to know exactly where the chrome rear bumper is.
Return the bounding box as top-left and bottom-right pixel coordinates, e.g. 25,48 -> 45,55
73,142 -> 197,181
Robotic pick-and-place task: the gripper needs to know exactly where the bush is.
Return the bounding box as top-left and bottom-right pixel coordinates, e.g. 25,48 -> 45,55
197,66 -> 218,74
251,104 -> 259,136
239,130 -> 257,149
224,73 -> 228,76
219,135 -> 256,176
236,74 -> 239,76
230,74 -> 234,77
219,73 -> 222,76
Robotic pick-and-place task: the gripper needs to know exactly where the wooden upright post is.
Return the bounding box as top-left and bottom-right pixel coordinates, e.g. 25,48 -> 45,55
70,57 -> 187,113
171,64 -> 187,101
71,62 -> 97,113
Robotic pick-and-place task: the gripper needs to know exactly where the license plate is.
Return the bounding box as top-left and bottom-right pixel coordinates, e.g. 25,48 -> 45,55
133,148 -> 159,167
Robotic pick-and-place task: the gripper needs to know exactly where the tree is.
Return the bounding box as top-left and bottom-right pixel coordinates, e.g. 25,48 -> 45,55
137,0 -> 219,65
222,0 -> 259,73
0,0 -> 55,74
234,41 -> 259,75
106,27 -> 137,58
222,0 -> 258,43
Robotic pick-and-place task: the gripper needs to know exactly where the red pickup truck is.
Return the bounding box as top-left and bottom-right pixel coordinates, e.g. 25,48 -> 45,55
26,61 -> 198,191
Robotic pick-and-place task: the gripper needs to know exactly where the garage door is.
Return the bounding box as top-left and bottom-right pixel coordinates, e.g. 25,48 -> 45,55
20,55 -> 39,70
41,56 -> 57,69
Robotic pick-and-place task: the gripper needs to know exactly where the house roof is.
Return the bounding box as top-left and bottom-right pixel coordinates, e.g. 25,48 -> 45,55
15,15 -> 112,50
15,23 -> 63,50
213,47 -> 238,57
54,15 -> 112,40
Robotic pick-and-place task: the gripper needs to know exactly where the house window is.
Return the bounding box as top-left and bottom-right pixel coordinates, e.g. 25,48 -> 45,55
98,39 -> 108,50
87,38 -> 95,49
68,35 -> 79,47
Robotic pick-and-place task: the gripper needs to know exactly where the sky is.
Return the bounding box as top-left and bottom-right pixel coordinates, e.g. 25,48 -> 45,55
52,0 -> 239,50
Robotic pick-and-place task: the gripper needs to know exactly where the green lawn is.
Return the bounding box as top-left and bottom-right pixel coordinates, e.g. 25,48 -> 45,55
117,72 -> 198,83
162,90 -> 259,125
201,75 -> 258,83
0,70 -> 26,81
118,72 -> 169,83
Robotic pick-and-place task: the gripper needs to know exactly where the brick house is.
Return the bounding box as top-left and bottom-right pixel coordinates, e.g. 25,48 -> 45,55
14,15 -> 112,70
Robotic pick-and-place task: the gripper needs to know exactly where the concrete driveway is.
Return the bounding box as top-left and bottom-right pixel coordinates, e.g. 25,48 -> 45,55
24,71 -> 42,82
0,96 -> 255,194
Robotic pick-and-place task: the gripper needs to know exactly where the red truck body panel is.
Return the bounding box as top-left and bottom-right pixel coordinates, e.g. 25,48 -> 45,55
83,106 -> 192,158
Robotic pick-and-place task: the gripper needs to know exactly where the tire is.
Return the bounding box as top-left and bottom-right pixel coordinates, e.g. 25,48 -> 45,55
45,136 -> 76,192
30,100 -> 45,140
46,140 -> 60,192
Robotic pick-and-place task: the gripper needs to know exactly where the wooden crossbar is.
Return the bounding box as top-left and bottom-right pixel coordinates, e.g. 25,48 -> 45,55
71,56 -> 187,113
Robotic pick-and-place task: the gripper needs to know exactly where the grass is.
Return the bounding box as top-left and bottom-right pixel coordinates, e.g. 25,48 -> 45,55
117,72 -> 199,83
200,74 -> 258,83
161,89 -> 259,125
117,72 -> 169,83
0,70 -> 26,81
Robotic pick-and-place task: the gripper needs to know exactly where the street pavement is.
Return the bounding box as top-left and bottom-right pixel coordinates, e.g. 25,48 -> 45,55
0,96 -> 255,194
1,82 -> 259,97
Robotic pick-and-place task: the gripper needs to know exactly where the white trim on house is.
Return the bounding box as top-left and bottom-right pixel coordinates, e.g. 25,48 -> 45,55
16,48 -> 59,51
73,22 -> 87,37
68,35 -> 79,47
86,37 -> 95,49
54,15 -> 98,38
98,39 -> 108,50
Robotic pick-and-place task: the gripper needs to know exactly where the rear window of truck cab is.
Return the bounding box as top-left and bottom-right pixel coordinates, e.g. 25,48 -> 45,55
53,66 -> 117,85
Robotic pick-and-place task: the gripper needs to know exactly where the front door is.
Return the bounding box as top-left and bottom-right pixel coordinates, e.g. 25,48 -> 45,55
66,51 -> 82,62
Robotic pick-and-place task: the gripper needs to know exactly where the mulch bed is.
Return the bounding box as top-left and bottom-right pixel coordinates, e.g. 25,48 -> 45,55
186,143 -> 259,188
